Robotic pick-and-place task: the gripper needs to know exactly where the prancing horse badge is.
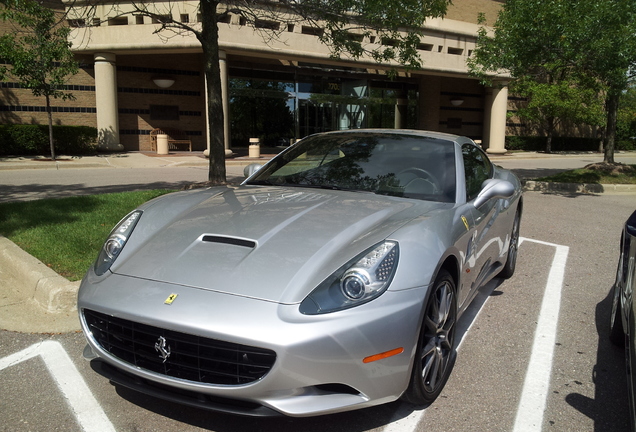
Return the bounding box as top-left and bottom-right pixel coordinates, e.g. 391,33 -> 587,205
164,293 -> 178,305
154,336 -> 171,363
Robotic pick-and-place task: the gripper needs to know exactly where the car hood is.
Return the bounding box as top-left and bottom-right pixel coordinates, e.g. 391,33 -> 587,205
113,186 -> 444,304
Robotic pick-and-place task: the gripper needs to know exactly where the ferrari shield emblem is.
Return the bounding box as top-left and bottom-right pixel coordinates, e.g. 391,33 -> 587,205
461,215 -> 470,231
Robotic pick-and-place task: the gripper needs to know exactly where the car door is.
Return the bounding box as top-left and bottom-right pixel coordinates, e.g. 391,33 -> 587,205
458,143 -> 501,304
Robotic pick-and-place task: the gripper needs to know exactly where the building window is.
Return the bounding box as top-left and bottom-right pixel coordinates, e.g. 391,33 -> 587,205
152,15 -> 171,24
68,19 -> 86,27
107,17 -> 128,26
254,20 -> 280,30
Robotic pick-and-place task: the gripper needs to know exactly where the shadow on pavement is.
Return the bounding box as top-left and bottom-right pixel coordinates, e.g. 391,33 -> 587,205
564,287 -> 631,431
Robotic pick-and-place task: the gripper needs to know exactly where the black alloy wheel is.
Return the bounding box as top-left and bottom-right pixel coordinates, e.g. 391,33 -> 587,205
403,269 -> 457,405
499,209 -> 521,279
610,282 -> 626,346
610,235 -> 629,347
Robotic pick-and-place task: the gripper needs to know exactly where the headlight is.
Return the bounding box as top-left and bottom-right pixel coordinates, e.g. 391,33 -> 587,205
94,210 -> 142,276
300,241 -> 399,315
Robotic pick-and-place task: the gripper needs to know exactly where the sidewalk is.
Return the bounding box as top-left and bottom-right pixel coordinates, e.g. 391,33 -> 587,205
0,148 -> 283,171
0,148 -> 608,170
0,148 -> 632,170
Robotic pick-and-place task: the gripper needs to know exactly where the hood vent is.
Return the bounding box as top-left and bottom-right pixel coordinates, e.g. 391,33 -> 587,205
201,235 -> 257,249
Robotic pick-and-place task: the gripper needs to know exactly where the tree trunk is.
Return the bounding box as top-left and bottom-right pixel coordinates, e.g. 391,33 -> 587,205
604,92 -> 619,164
45,93 -> 56,160
545,117 -> 555,153
199,0 -> 227,183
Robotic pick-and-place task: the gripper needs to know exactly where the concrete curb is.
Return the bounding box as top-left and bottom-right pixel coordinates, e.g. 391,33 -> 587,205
0,235 -> 79,313
523,181 -> 636,194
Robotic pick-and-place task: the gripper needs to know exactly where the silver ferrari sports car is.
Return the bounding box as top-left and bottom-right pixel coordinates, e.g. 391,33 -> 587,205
79,129 -> 523,417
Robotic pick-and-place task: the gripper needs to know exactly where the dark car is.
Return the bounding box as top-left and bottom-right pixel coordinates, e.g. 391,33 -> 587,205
610,209 -> 636,429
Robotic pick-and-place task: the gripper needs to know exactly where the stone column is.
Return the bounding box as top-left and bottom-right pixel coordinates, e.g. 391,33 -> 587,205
394,98 -> 407,129
94,53 -> 124,152
482,88 -> 493,150
486,81 -> 509,155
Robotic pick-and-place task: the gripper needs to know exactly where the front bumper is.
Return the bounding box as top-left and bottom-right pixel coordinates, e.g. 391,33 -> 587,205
88,358 -> 281,416
79,273 -> 427,416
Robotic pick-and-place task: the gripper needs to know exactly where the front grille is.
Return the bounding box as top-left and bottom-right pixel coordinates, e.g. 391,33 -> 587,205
84,309 -> 276,385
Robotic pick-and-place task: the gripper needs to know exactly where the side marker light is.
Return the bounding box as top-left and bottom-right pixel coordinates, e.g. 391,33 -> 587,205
363,347 -> 404,364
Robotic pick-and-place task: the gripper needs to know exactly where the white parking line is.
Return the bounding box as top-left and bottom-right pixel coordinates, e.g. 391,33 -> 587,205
513,238 -> 569,432
0,340 -> 116,432
387,237 -> 569,432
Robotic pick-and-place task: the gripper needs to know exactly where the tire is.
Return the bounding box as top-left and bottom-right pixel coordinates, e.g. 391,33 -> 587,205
499,209 -> 521,279
610,283 -> 626,346
402,269 -> 457,405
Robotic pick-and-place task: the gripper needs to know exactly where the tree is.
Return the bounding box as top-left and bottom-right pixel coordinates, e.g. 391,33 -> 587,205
511,75 -> 605,153
468,0 -> 636,161
617,82 -> 636,149
0,0 -> 79,160
70,0 -> 451,183
575,0 -> 636,163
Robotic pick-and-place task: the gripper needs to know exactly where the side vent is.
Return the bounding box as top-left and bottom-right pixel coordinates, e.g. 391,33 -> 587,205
201,235 -> 257,248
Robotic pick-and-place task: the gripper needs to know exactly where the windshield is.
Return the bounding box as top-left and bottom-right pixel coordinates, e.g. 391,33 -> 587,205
246,132 -> 457,203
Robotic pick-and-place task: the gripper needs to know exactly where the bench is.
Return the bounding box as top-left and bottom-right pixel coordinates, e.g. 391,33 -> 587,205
150,128 -> 192,152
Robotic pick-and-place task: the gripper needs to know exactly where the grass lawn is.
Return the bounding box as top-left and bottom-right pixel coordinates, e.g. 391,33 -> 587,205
0,190 -> 173,281
536,163 -> 636,184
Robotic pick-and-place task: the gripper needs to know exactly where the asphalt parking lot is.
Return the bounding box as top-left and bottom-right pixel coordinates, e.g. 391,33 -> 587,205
1,189 -> 634,432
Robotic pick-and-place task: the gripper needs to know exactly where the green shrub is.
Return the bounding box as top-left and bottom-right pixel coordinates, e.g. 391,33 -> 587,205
505,136 -> 545,151
0,125 -> 97,156
0,125 -> 44,155
505,136 -> 602,152
49,126 -> 98,154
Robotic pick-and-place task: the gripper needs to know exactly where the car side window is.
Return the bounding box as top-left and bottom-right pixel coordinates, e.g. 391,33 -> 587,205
462,144 -> 493,201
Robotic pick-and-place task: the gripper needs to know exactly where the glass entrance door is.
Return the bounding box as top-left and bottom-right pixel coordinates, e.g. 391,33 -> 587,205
298,99 -> 335,138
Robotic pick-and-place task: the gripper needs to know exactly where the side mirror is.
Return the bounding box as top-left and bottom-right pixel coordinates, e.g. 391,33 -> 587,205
473,179 -> 515,208
244,163 -> 263,178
